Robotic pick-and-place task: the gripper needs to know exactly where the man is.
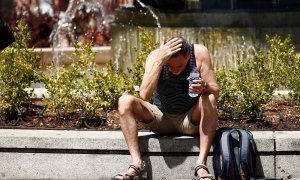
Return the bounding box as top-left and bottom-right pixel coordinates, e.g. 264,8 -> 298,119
114,36 -> 219,180
0,16 -> 15,52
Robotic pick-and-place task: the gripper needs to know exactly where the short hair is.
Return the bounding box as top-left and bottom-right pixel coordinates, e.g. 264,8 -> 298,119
168,37 -> 190,58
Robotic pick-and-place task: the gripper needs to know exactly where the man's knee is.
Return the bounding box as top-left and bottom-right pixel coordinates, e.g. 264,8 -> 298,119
118,94 -> 136,114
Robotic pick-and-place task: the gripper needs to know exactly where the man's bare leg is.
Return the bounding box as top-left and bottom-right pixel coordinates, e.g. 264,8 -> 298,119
116,94 -> 154,178
192,94 -> 218,179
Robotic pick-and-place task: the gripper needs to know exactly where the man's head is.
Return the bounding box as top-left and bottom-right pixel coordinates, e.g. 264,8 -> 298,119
168,37 -> 190,58
166,37 -> 190,75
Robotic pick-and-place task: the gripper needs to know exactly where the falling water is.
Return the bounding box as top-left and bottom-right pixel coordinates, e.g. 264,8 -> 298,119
112,26 -> 258,71
111,2 -> 259,71
111,2 -> 300,72
49,0 -> 118,71
111,0 -> 162,69
135,0 -> 161,28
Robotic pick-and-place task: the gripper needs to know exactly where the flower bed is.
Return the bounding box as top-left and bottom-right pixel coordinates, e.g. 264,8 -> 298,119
1,99 -> 299,131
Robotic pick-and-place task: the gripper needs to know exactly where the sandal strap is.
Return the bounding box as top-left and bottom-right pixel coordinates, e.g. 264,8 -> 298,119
128,162 -> 147,178
128,164 -> 142,173
128,161 -> 145,171
113,162 -> 147,180
194,164 -> 213,179
194,164 -> 209,176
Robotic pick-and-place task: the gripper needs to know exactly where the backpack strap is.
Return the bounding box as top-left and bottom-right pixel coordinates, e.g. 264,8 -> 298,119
221,129 -> 242,179
213,128 -> 224,177
219,129 -> 233,178
213,128 -> 230,179
231,130 -> 242,179
236,129 -> 257,179
213,128 -> 258,180
222,128 -> 241,180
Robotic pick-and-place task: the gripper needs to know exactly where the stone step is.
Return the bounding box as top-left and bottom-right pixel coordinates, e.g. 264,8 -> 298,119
0,129 -> 299,179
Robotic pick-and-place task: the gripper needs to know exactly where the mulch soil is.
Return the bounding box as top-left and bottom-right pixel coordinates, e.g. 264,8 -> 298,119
0,100 -> 299,131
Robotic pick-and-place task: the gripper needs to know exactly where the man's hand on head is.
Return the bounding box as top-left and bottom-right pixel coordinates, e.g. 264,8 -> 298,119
157,37 -> 182,63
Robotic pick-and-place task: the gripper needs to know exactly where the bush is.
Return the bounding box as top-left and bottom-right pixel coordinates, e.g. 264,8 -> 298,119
2,19 -> 299,123
91,61 -> 135,110
42,27 -> 157,117
128,27 -> 158,86
91,27 -> 157,109
0,18 -> 42,115
216,35 -> 298,114
42,41 -> 101,117
284,52 -> 300,105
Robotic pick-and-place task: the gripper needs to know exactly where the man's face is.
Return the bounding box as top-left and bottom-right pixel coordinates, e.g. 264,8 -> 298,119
166,53 -> 190,75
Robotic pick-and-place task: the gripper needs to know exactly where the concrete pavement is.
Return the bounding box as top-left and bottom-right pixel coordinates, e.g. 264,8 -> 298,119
0,129 -> 299,179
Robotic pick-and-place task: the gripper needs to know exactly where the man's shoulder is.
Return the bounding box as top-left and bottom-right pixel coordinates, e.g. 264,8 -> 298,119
193,44 -> 211,64
193,44 -> 208,52
150,48 -> 159,55
147,49 -> 160,59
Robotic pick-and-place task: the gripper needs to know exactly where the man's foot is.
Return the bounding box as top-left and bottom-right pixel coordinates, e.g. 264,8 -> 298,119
194,164 -> 213,180
112,162 -> 147,180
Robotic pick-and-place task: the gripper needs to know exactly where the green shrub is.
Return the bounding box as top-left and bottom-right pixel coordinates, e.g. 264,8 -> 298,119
0,19 -> 41,114
128,27 -> 158,86
91,61 -> 135,110
42,41 -> 100,117
285,52 -> 300,105
92,27 -> 158,109
42,27 -> 157,117
216,35 -> 298,114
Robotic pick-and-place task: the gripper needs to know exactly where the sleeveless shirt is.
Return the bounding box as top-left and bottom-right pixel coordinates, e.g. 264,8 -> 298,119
153,44 -> 199,114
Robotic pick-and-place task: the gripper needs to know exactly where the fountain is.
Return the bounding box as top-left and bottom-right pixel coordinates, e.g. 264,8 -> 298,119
24,0 -> 300,96
30,0 -> 128,95
36,0 -> 129,70
111,0 -> 300,70
3,0 -> 300,71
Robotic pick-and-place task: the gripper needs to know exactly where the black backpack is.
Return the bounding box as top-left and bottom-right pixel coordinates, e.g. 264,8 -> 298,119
213,128 -> 258,180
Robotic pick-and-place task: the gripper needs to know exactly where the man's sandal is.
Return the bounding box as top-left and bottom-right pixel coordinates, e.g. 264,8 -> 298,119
194,164 -> 213,180
112,163 -> 147,180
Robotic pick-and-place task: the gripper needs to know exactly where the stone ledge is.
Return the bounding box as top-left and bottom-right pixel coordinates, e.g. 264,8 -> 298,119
0,129 -> 278,152
35,47 -> 112,66
275,131 -> 300,151
0,129 -> 299,179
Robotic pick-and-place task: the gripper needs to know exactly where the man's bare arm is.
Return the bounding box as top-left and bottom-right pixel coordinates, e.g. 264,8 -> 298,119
195,44 -> 220,100
139,37 -> 182,101
139,51 -> 164,101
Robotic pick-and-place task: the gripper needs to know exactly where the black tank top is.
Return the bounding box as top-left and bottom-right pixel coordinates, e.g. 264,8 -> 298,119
153,44 -> 199,114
